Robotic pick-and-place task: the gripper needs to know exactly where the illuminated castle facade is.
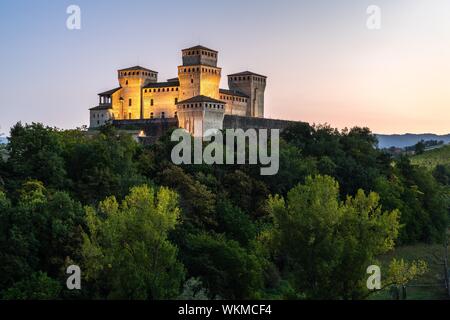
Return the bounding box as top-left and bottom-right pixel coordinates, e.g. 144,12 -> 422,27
89,46 -> 267,137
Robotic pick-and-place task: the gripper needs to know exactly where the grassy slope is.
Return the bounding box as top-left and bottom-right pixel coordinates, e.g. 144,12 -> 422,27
411,145 -> 450,169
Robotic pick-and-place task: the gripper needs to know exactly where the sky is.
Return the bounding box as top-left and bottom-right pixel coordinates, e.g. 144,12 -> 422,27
0,0 -> 449,135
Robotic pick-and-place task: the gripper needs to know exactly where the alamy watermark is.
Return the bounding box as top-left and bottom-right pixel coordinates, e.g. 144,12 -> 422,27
366,265 -> 381,290
171,128 -> 280,176
66,265 -> 81,290
366,5 -> 381,30
66,5 -> 81,30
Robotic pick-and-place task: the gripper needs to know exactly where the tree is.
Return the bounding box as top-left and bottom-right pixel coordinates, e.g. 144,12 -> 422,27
433,165 -> 450,186
60,126 -> 147,204
414,141 -> 426,155
1,272 -> 61,300
5,123 -> 68,192
0,181 -> 84,290
81,185 -> 185,299
183,232 -> 265,299
157,164 -> 217,229
267,175 -> 400,299
215,199 -> 257,245
385,258 -> 428,300
177,278 -> 210,300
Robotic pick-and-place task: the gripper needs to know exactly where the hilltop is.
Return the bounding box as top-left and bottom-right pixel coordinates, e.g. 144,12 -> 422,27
376,133 -> 450,149
411,144 -> 450,169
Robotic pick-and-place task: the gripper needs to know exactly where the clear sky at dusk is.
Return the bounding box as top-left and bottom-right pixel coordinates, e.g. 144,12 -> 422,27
1,0 -> 449,135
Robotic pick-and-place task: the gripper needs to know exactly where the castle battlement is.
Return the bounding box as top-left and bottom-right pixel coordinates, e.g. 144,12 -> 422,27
89,46 -> 267,137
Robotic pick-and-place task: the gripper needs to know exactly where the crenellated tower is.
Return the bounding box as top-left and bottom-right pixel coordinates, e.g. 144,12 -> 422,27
116,66 -> 158,119
228,71 -> 266,118
178,46 -> 221,101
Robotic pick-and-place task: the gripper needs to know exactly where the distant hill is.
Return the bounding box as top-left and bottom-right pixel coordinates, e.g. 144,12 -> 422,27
376,134 -> 450,149
411,145 -> 450,169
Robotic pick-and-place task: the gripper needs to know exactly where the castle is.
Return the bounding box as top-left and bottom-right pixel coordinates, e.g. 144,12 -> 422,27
89,45 -> 269,137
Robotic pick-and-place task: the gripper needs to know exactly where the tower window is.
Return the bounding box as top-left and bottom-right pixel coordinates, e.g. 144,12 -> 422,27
129,98 -> 132,106
161,112 -> 165,119
126,80 -> 128,86
129,113 -> 132,119
150,99 -> 154,106
174,98 -> 178,104
150,112 -> 154,119
191,79 -> 194,84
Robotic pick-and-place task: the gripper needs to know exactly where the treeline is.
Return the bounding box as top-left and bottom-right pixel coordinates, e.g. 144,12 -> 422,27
0,122 -> 448,300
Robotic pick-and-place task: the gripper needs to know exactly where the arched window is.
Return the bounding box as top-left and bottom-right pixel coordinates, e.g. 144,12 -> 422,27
150,112 -> 154,119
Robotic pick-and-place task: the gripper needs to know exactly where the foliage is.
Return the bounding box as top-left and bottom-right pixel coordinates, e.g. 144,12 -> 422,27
177,278 -> 210,300
0,121 -> 448,300
1,272 -> 61,300
81,185 -> 185,299
386,258 -> 428,287
0,182 -> 84,291
267,175 -> 400,299
411,144 -> 450,169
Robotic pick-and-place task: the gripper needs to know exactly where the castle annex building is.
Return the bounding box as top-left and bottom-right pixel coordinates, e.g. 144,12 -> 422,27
89,46 -> 267,137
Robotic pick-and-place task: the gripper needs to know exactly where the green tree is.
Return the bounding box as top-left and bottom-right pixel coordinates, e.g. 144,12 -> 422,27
215,199 -> 257,245
0,181 -> 84,291
1,272 -> 61,300
81,185 -> 185,299
268,175 -> 400,299
5,123 -> 68,192
183,232 -> 264,299
414,141 -> 426,155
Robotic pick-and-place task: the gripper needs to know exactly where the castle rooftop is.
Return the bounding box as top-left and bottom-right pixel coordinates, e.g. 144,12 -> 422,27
228,71 -> 267,78
219,88 -> 249,98
177,95 -> 225,105
144,80 -> 180,88
118,65 -> 158,73
98,87 -> 121,96
182,45 -> 218,53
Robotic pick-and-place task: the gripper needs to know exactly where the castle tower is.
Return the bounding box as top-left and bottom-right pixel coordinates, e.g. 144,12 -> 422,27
116,66 -> 158,119
178,46 -> 221,101
227,71 -> 267,118
176,95 -> 225,138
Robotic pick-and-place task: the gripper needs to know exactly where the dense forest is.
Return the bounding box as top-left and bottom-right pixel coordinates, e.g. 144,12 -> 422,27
0,122 -> 448,300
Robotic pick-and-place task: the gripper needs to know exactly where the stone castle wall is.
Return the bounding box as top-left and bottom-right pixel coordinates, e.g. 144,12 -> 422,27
109,115 -> 299,145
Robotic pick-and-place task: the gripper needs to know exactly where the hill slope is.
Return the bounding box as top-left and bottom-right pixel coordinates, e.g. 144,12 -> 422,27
411,145 -> 450,169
